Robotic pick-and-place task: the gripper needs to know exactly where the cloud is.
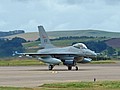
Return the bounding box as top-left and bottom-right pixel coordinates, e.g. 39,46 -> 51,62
0,0 -> 120,32
0,21 -> 7,27
91,14 -> 120,32
104,0 -> 120,5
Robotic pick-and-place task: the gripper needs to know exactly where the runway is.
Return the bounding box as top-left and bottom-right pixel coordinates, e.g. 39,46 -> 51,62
0,63 -> 120,87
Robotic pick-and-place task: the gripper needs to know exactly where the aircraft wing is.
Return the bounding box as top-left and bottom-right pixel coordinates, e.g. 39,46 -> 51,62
15,52 -> 80,57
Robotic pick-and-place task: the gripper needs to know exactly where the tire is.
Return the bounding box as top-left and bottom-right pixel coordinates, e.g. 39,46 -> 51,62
49,65 -> 53,70
68,66 -> 72,70
75,66 -> 78,71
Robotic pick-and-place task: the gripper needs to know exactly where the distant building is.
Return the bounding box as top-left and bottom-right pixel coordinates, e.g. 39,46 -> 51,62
0,30 -> 25,37
9,30 -> 25,34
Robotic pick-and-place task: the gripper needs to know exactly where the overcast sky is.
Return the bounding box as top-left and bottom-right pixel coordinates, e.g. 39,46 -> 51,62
0,0 -> 120,32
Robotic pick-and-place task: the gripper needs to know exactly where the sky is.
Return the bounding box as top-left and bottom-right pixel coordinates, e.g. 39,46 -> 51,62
0,0 -> 120,32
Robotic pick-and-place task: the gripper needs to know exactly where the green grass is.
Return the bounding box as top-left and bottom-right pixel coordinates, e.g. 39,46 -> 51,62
40,81 -> 120,90
0,58 -> 44,66
0,58 -> 118,66
90,60 -> 116,64
0,81 -> 120,90
23,41 -> 40,48
0,87 -> 31,90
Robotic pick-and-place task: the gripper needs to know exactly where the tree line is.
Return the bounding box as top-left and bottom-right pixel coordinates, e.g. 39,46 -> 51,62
50,36 -> 106,41
0,30 -> 25,37
0,37 -> 26,57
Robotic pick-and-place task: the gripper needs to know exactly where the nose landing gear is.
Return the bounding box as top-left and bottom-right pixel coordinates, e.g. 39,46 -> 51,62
67,66 -> 78,71
75,66 -> 78,70
48,65 -> 54,70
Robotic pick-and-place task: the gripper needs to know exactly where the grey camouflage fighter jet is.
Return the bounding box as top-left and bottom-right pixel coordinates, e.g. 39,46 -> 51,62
17,26 -> 97,70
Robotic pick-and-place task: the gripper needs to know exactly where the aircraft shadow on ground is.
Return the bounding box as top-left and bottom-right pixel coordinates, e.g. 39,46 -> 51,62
25,68 -> 96,71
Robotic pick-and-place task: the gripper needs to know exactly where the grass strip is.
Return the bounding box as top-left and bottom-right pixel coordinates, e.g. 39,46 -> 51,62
0,87 -> 31,90
90,60 -> 116,64
0,81 -> 120,90
0,59 -> 44,66
41,81 -> 120,90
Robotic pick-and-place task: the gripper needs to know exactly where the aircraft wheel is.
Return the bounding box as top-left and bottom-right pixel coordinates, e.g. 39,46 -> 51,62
75,66 -> 78,71
68,66 -> 72,70
49,65 -> 54,70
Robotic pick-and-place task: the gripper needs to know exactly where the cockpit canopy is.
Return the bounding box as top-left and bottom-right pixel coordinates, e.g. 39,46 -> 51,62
73,43 -> 87,49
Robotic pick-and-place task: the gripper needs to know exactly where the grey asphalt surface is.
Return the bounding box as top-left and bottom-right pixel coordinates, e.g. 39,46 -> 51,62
0,63 -> 120,87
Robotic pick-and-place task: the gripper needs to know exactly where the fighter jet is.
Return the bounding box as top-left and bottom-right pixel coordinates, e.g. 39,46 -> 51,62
16,26 -> 97,70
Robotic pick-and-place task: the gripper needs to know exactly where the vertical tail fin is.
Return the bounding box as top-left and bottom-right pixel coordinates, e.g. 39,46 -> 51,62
38,26 -> 55,48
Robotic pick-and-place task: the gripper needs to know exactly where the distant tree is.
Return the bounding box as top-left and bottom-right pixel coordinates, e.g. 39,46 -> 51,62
12,37 -> 26,43
118,51 -> 120,56
106,47 -> 116,56
0,37 -> 26,57
74,41 -> 116,56
83,41 -> 107,53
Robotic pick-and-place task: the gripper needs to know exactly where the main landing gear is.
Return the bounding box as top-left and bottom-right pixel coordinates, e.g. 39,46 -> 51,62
75,66 -> 78,70
48,65 -> 54,70
48,65 -> 78,71
67,66 -> 78,71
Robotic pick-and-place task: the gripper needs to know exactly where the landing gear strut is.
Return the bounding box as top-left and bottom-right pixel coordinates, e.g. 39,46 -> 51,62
49,65 -> 54,70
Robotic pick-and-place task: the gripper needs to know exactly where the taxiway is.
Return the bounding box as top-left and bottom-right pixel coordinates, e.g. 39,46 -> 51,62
0,63 -> 120,87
